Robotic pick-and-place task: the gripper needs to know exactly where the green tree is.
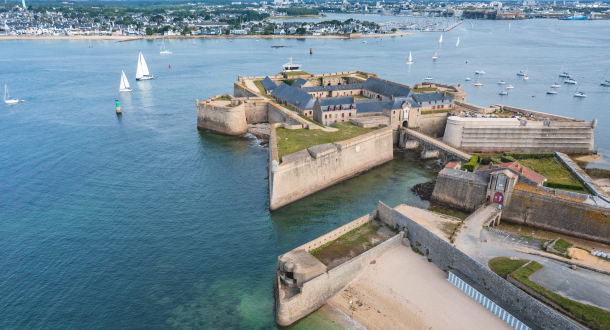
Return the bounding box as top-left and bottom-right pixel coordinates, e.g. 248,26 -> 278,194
295,27 -> 306,35
391,28 -> 397,32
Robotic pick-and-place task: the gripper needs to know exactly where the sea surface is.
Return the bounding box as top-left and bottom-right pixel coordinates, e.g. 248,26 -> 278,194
1,17 -> 609,329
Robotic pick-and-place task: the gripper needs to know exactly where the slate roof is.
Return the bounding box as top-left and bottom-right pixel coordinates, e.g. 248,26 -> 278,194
292,78 -> 309,89
362,77 -> 413,98
412,92 -> 454,103
300,84 -> 363,92
261,76 -> 278,91
318,96 -> 355,112
354,98 -> 413,113
271,83 -> 316,110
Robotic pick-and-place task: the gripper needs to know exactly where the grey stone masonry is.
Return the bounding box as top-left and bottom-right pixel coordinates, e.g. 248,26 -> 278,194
555,152 -> 610,204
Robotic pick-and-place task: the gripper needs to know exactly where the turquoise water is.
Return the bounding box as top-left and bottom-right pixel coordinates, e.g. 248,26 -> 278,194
1,17 -> 609,329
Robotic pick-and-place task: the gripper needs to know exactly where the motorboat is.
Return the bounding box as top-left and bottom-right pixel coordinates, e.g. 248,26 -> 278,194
506,85 -> 514,90
546,90 -> 557,94
558,72 -> 570,78
136,51 -> 153,80
499,91 -> 508,95
498,80 -> 506,85
516,71 -> 525,76
465,77 -> 471,81
475,71 -> 485,75
424,76 -> 433,80
282,57 -> 301,72
574,92 -> 586,97
565,79 -> 577,84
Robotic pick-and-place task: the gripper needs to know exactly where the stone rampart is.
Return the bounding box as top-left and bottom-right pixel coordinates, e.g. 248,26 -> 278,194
431,168 -> 488,212
413,112 -> 449,138
492,104 -> 582,122
501,186 -> 610,244
244,101 -> 269,124
294,214 -> 373,252
275,233 -> 403,326
454,101 -> 494,113
267,102 -> 309,127
269,127 -> 393,210
396,209 -> 580,330
234,82 -> 260,98
376,201 -> 396,227
196,95 -> 248,135
555,152 -> 610,203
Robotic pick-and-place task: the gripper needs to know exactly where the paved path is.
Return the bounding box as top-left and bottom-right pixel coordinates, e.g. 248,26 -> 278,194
455,206 -> 610,311
244,79 -> 259,93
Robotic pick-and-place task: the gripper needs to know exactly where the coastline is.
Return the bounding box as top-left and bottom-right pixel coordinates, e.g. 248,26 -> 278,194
0,32 -> 414,41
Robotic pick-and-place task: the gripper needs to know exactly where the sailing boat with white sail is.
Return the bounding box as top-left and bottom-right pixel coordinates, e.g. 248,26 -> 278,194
600,68 -> 610,86
432,49 -> 438,60
119,70 -> 132,92
439,34 -> 443,44
574,78 -> 586,97
406,51 -> 413,65
474,74 -> 483,86
136,51 -> 153,81
4,84 -> 19,104
160,37 -> 172,54
456,37 -> 460,47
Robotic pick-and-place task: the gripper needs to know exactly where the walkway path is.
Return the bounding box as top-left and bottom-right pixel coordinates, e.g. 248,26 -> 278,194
404,128 -> 472,162
244,79 -> 259,93
454,205 -> 500,263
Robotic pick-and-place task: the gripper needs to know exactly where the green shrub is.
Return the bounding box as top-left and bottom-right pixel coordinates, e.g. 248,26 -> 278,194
503,152 -> 555,159
462,154 -> 480,172
480,156 -> 491,165
553,238 -> 574,253
501,155 -> 517,163
543,181 -> 585,191
281,79 -> 297,86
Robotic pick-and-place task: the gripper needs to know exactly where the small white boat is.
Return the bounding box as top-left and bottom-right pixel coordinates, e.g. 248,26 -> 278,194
516,70 -> 525,76
424,76 -> 433,80
4,84 -> 19,104
362,41 -> 367,43
558,72 -> 570,78
439,34 -> 443,44
465,77 -> 471,81
136,51 -> 153,81
475,71 -> 485,75
160,37 -> 172,54
456,37 -> 459,47
406,51 -> 413,65
283,57 -> 301,72
574,92 -> 586,97
432,49 -> 438,60
546,90 -> 557,94
565,79 -> 577,84
471,23 -> 474,28
499,91 -> 508,95
523,76 -> 529,81
602,80 -> 610,87
498,80 -> 506,85
474,82 -> 483,86
506,85 -> 514,90
119,70 -> 132,92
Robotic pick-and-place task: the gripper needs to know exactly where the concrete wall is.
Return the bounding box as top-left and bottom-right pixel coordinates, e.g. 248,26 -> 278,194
269,127 -> 393,210
431,168 -> 488,212
376,201 -> 396,227
268,103 -> 308,126
502,186 -> 610,244
443,116 -> 595,154
275,233 -> 403,326
196,96 -> 248,135
409,112 -> 449,138
396,210 -> 581,330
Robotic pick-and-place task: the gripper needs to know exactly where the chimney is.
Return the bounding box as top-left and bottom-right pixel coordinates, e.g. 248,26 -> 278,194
391,95 -> 394,100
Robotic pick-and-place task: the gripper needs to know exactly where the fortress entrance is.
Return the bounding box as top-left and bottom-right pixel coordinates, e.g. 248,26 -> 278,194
493,192 -> 504,204
402,121 -> 408,128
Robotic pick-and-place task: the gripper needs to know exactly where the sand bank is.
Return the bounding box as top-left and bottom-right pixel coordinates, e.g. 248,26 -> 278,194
329,245 -> 513,330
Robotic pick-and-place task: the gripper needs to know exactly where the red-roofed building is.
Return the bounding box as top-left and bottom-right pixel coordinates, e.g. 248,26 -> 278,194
477,162 -> 546,186
445,162 -> 461,170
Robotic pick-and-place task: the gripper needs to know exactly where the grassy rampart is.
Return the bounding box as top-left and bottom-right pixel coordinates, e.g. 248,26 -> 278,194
275,122 -> 380,161
488,257 -> 528,279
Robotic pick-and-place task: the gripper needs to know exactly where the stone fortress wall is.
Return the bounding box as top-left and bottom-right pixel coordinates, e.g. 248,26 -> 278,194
431,168 -> 489,211
388,206 -> 581,330
275,202 -> 579,329
268,126 -> 393,210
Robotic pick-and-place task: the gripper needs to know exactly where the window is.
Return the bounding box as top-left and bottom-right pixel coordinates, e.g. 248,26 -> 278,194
429,102 -> 431,105
342,113 -> 344,117
349,113 -> 352,117
325,114 -> 327,119
432,106 -> 435,110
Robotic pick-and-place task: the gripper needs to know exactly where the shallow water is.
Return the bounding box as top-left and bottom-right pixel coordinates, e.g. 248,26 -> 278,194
1,17 -> 609,329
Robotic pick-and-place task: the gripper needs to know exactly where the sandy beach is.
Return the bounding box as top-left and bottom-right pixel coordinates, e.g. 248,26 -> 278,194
0,32 -> 414,42
329,245 -> 513,330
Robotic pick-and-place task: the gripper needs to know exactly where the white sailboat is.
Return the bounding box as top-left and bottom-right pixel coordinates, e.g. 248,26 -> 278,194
439,34 -> 443,44
424,69 -> 433,80
160,36 -> 172,54
4,84 -> 19,104
406,51 -> 413,65
456,37 -> 460,47
509,23 -> 511,29
474,74 -> 483,86
506,80 -> 514,90
523,68 -> 529,81
119,70 -> 132,92
574,79 -> 586,97
551,74 -> 561,88
600,68 -> 610,86
136,51 -> 153,81
432,49 -> 438,60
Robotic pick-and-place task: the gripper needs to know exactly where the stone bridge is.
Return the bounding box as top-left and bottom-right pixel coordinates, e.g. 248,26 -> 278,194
399,128 -> 472,163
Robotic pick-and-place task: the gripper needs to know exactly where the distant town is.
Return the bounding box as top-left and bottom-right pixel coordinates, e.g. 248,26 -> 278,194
0,0 -> 608,37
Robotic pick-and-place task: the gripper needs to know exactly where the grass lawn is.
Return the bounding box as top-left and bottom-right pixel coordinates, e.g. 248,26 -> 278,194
214,96 -> 231,101
275,122 -> 380,161
284,71 -> 309,76
553,238 -> 574,253
517,158 -> 578,185
510,261 -> 610,330
413,87 -> 438,93
354,95 -> 369,100
355,73 -> 368,79
488,257 -> 529,279
253,81 -> 273,100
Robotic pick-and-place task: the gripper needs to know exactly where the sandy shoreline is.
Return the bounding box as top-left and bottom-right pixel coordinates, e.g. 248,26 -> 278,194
0,32 -> 414,42
329,245 -> 513,330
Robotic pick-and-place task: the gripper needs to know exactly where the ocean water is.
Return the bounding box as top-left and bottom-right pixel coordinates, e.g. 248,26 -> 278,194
1,17 -> 609,329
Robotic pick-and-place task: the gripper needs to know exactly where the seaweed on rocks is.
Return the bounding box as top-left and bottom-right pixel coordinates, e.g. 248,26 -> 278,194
411,180 -> 436,201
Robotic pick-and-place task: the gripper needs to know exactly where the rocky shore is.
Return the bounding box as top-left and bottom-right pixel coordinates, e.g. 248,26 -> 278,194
411,180 -> 436,201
